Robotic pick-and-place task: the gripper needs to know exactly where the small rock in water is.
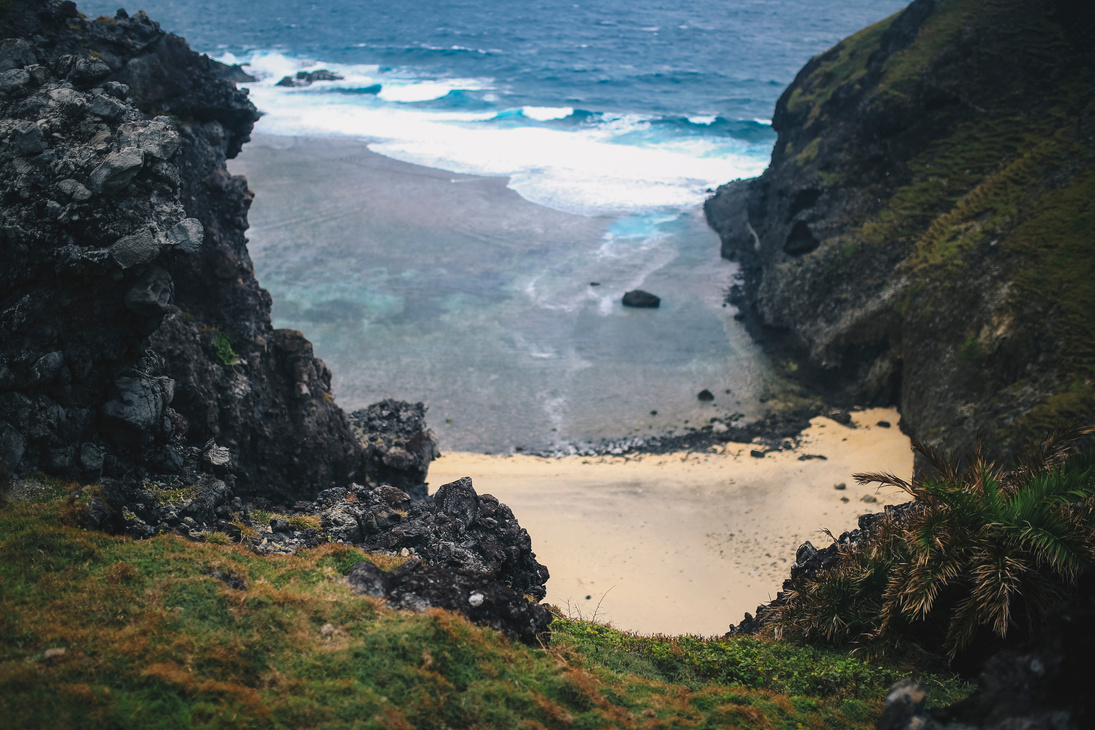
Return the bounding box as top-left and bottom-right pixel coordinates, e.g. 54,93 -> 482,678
877,420 -> 891,428
861,494 -> 878,503
697,389 -> 715,401
750,449 -> 766,458
622,290 -> 660,308
834,482 -> 847,490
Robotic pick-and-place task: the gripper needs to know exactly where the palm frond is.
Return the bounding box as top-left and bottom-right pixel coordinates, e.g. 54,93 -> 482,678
1017,426 -> 1095,477
854,470 -> 915,496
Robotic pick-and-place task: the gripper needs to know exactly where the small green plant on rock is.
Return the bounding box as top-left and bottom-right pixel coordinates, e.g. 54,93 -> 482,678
213,331 -> 238,366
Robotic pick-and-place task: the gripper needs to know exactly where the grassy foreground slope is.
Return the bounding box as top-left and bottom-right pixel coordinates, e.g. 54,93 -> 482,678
0,479 -> 968,729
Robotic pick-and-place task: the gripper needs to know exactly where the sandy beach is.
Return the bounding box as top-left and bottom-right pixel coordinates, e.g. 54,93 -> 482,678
429,407 -> 913,636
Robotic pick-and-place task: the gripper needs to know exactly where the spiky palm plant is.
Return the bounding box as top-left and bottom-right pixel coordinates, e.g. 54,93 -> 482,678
768,428 -> 1095,663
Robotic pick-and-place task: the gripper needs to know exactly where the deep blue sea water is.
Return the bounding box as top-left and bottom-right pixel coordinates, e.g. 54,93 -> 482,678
78,0 -> 910,451
80,0 -> 907,214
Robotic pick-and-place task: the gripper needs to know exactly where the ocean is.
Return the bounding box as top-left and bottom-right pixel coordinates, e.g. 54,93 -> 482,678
80,0 -> 909,452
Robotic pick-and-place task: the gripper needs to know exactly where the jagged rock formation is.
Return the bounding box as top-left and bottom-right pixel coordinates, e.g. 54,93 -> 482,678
340,476 -> 552,644
705,0 -> 1095,460
0,0 -> 543,640
0,0 -> 370,501
349,399 -> 440,501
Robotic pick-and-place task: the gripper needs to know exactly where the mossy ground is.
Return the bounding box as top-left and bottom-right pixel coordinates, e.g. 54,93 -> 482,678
0,479 -> 969,728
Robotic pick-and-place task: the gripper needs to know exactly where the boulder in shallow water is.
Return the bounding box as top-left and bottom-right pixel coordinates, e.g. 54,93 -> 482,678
622,290 -> 660,308
275,69 -> 344,87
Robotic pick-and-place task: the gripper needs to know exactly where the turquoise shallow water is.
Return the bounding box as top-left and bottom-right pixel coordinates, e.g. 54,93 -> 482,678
86,0 -> 909,450
231,136 -> 780,452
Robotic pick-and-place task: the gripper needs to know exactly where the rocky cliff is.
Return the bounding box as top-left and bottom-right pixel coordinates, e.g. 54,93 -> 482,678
705,0 -> 1095,459
0,0 -> 381,502
0,0 -> 549,639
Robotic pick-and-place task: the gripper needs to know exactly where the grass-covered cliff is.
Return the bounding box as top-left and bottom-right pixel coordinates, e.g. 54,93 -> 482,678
705,0 -> 1095,460
0,476 -> 970,728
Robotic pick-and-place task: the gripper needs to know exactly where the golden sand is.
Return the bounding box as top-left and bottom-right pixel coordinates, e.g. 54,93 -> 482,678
428,407 -> 912,636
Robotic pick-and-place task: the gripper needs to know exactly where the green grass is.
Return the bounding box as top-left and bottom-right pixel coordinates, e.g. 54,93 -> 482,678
1,480 -> 969,728
878,0 -> 975,97
784,14 -> 898,127
213,332 -> 238,367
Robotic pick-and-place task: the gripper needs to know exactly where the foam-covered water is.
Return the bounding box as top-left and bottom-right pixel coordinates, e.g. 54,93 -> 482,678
81,0 -> 906,215
80,0 -> 909,450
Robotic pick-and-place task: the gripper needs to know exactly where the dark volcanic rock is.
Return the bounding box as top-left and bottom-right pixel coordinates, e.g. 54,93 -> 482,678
349,399 -> 439,501
217,63 -> 256,84
704,0 -> 1095,461
347,558 -> 551,645
0,0 -> 370,503
351,476 -> 550,603
276,69 -> 344,88
622,289 -> 660,308
325,477 -> 551,642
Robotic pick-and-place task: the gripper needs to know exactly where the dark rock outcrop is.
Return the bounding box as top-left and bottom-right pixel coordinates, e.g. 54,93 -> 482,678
325,476 -> 551,642
622,289 -> 660,308
704,0 -> 1095,460
0,0 -> 368,502
349,399 -> 440,501
275,69 -> 344,88
352,476 -> 550,603
347,558 -> 551,645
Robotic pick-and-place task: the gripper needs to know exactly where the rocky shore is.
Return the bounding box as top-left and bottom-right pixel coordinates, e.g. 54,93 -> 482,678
703,0 -> 1095,462
0,0 -> 547,641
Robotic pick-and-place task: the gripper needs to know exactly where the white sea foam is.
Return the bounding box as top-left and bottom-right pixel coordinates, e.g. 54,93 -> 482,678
233,52 -> 772,216
521,106 -> 575,121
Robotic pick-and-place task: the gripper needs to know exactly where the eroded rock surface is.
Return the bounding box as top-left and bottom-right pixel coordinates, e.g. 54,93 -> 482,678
0,0 -> 367,502
704,0 -> 1095,460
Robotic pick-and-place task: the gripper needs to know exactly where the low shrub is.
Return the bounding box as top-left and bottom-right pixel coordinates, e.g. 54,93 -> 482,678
769,428 -> 1095,665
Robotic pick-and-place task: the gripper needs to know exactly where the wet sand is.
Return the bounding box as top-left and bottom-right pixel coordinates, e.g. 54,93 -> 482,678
428,408 -> 913,636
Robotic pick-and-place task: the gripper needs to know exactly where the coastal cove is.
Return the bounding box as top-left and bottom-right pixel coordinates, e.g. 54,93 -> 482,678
5,0 -> 1094,725
429,408 -> 913,636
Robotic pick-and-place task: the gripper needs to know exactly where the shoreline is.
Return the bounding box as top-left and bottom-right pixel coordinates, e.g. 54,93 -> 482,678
428,407 -> 913,636
230,132 -> 790,454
